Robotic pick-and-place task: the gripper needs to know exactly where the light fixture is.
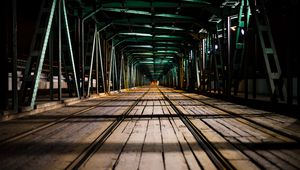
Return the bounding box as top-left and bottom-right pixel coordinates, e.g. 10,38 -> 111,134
230,26 -> 237,31
199,28 -> 208,33
215,44 -> 218,50
241,28 -> 245,35
119,32 -> 152,37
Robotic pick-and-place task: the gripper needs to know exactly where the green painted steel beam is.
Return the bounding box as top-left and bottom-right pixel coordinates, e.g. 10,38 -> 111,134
111,22 -> 188,32
91,7 -> 196,21
30,0 -> 57,108
123,46 -> 180,52
101,1 -> 211,8
116,36 -> 187,41
117,32 -> 185,40
119,32 -> 152,37
62,0 -> 80,98
111,17 -> 196,25
100,8 -> 151,16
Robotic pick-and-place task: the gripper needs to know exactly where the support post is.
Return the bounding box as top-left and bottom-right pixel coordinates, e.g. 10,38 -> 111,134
62,0 -> 80,98
12,0 -> 18,113
75,12 -> 81,98
30,0 -> 57,108
49,30 -> 54,100
81,20 -> 85,97
253,35 -> 257,99
58,0 -> 62,101
114,52 -> 118,90
97,33 -> 105,93
1,1 -> 9,113
87,26 -> 96,97
227,16 -> 231,96
119,53 -> 124,90
108,44 -> 114,92
195,49 -> 200,89
95,31 -> 99,94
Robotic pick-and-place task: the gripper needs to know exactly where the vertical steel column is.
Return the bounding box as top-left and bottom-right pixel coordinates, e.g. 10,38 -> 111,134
49,30 -> 54,100
114,52 -> 118,90
81,20 -> 85,97
131,63 -> 134,87
298,50 -> 300,105
126,59 -> 130,88
75,13 -> 81,98
227,16 -> 231,96
105,41 -> 109,91
222,10 -> 226,94
97,33 -> 105,93
12,0 -> 18,113
62,0 -> 80,98
58,0 -> 62,101
202,39 -> 206,91
179,57 -> 184,89
286,7 -> 293,105
112,51 -> 117,90
95,32 -> 99,94
133,64 -> 136,87
87,27 -> 96,97
119,53 -> 124,90
1,1 -> 9,112
186,58 -> 189,90
30,0 -> 57,108
253,35 -> 257,99
108,44 -> 114,92
195,50 -> 200,89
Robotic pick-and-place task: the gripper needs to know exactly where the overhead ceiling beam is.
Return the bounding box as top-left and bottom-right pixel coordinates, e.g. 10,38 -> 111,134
111,22 -> 187,31
99,7 -> 195,20
83,7 -> 199,21
100,1 -> 211,8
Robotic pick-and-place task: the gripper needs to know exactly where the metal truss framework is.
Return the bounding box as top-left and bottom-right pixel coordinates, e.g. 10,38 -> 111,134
2,0 -> 298,113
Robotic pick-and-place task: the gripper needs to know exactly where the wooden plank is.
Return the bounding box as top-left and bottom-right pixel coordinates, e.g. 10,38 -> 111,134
114,119 -> 148,170
246,136 -> 297,170
170,118 -> 202,170
218,118 -> 251,137
143,106 -> 153,116
161,105 -> 170,115
237,118 -> 294,142
153,105 -> 164,115
226,136 -> 280,170
139,119 -> 164,170
81,120 -> 136,169
173,118 -> 217,170
190,119 -> 259,169
161,118 -> 188,170
203,119 -> 240,137
0,117 -> 115,169
191,94 -> 300,139
269,149 -> 300,168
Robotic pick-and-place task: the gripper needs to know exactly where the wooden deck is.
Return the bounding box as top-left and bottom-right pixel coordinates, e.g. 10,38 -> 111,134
0,87 -> 299,170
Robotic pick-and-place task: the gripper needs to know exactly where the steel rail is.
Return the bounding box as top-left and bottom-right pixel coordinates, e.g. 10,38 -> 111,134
177,90 -> 300,142
65,88 -> 150,170
0,93 -> 131,146
158,87 -> 235,170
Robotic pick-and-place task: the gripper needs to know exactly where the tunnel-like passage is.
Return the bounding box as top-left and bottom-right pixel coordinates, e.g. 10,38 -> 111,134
1,0 -> 300,169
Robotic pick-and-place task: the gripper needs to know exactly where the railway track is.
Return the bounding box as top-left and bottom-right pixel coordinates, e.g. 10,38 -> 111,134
169,89 -> 300,142
1,86 -> 299,169
0,91 -> 140,146
158,87 -> 300,170
65,88 -> 150,169
157,87 -> 235,170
